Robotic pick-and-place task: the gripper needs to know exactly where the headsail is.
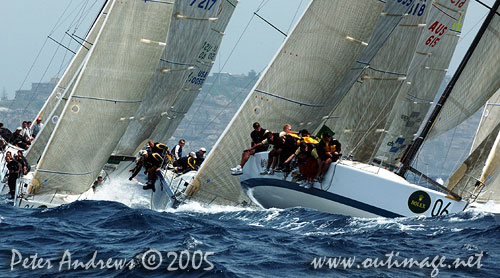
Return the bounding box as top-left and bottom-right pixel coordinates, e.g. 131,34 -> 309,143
150,0 -> 238,144
445,122 -> 500,202
471,88 -> 500,151
29,0 -> 174,196
372,0 -> 469,167
115,0 -> 220,156
26,1 -> 113,166
188,0 -> 407,205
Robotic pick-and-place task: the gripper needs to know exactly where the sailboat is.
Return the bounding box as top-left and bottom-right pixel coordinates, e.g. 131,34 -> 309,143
3,0 -> 229,208
148,0 -> 497,218
148,0 -> 238,210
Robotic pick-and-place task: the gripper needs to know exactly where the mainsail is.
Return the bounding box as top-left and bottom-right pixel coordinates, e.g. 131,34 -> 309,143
150,0 -> 238,144
29,0 -> 174,195
115,0 -> 221,156
401,0 -> 500,203
26,1 -> 113,166
427,2 -> 500,139
372,0 -> 469,167
188,0 -> 414,205
323,0 -> 430,162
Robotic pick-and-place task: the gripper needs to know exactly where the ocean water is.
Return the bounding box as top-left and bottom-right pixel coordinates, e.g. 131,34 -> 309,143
1,180 -> 499,278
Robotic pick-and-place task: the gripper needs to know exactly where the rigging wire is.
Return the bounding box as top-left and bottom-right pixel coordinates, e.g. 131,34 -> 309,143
182,0 -> 268,133
184,0 -> 306,138
17,0 -> 102,119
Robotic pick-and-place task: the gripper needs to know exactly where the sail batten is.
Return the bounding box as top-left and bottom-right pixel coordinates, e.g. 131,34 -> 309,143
323,0 -> 430,162
25,1 -> 113,166
427,3 -> 500,139
115,0 -> 222,156
30,0 -> 174,196
372,0 -> 469,168
150,0 -> 238,144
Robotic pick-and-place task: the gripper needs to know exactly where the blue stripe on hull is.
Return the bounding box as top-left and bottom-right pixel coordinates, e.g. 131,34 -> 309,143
241,178 -> 403,218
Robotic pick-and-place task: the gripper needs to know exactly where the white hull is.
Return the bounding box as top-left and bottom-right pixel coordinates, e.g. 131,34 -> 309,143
1,144 -> 97,208
150,168 -> 195,211
241,152 -> 468,218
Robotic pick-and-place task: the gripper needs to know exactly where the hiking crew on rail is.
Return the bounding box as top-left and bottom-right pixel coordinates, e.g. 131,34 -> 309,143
231,122 -> 341,188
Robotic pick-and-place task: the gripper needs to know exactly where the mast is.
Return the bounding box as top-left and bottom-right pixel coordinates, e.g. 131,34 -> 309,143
399,0 -> 500,177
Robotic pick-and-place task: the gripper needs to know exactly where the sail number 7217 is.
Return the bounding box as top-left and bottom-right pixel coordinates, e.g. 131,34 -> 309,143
190,0 -> 217,10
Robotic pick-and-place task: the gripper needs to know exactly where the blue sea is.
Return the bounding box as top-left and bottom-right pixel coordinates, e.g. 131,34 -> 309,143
1,182 -> 499,278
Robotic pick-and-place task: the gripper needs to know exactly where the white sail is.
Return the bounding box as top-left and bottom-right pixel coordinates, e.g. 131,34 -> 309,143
150,0 -> 238,144
471,88 -> 500,151
187,0 -> 411,205
26,1 -> 113,166
115,0 -> 220,156
445,89 -> 500,202
427,3 -> 500,139
445,121 -> 500,201
372,0 -> 468,167
29,0 -> 174,196
323,0 -> 431,162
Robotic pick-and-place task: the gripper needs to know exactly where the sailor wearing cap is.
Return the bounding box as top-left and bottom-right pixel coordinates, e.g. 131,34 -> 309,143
31,117 -> 43,138
195,147 -> 206,166
174,152 -> 197,174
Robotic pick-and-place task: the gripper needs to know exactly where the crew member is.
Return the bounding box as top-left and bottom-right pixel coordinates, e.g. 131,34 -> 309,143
6,156 -> 20,199
92,176 -> 103,192
16,150 -> 30,175
142,151 -> 163,191
31,118 -> 43,138
231,122 -> 269,175
171,139 -> 185,161
174,152 -> 197,173
148,140 -> 169,155
129,150 -> 147,181
195,147 -> 206,167
284,142 -> 319,189
10,127 -> 30,149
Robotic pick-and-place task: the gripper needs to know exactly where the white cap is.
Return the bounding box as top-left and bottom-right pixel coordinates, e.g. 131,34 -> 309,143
189,152 -> 196,157
200,147 -> 206,152
16,127 -> 22,131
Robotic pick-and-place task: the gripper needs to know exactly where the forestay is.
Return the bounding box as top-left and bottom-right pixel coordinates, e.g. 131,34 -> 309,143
373,0 -> 469,167
26,1 -> 112,166
427,4 -> 500,139
115,0 -> 220,156
151,0 -> 238,144
29,0 -> 174,195
188,0 -> 387,205
323,0 -> 430,163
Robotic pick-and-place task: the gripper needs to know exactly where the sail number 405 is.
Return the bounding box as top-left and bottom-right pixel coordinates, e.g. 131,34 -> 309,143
431,199 -> 451,216
190,0 -> 217,10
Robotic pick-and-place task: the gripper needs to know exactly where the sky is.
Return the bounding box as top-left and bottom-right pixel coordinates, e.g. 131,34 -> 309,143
0,0 -> 494,99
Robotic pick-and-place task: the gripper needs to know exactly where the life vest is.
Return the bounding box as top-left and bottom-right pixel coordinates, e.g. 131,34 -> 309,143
324,141 -> 336,153
152,142 -> 169,154
302,136 -> 319,145
284,133 -> 301,149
